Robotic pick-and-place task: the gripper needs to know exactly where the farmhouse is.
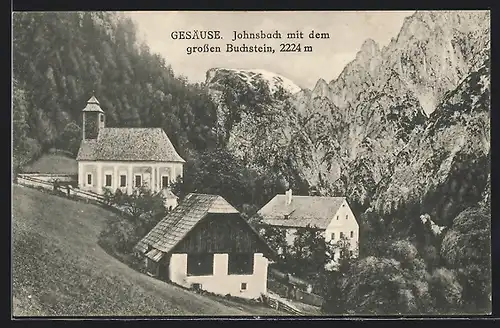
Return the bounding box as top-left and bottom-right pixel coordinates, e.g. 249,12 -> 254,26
134,193 -> 276,300
76,95 -> 185,203
256,189 -> 359,264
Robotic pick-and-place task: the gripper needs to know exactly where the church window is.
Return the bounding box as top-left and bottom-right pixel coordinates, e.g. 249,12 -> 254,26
135,175 -> 142,188
105,174 -> 112,187
120,175 -> 127,187
162,175 -> 169,189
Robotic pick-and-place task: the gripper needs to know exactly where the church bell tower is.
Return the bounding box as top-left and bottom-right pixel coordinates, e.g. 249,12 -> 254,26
82,93 -> 105,140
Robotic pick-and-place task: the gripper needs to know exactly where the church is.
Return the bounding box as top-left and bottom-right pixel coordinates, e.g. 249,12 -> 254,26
76,95 -> 185,203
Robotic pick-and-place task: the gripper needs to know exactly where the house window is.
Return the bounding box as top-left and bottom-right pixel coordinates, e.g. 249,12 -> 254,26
330,232 -> 335,241
346,215 -> 348,220
241,283 -> 247,291
105,174 -> 112,187
135,175 -> 142,188
86,173 -> 92,186
187,253 -> 214,276
336,215 -> 339,220
228,253 -> 254,275
340,232 -> 344,239
350,231 -> 354,238
100,114 -> 104,122
162,175 -> 169,189
120,175 -> 127,187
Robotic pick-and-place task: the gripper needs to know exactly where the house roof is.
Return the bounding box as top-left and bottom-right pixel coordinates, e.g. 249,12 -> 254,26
256,195 -> 347,229
134,193 -> 275,262
76,128 -> 186,162
82,96 -> 104,113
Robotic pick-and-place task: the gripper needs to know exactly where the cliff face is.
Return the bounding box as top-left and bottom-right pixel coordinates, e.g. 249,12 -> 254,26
372,58 -> 490,225
205,10 -> 490,217
329,11 -> 490,115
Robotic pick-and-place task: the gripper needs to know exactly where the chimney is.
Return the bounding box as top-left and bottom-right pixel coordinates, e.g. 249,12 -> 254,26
285,189 -> 292,205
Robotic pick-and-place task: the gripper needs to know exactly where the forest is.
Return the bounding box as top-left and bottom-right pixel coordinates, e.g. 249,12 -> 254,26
13,12 -> 220,173
13,12 -> 491,315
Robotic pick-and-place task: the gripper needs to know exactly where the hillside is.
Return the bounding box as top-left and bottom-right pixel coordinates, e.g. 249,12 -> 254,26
12,185 -> 285,316
21,150 -> 78,174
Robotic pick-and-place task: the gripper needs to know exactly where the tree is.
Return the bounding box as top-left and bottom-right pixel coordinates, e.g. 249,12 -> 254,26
260,225 -> 287,262
287,225 -> 326,276
109,186 -> 166,222
98,187 -> 166,264
440,206 -> 491,312
321,235 -> 358,314
428,267 -> 463,314
338,254 -> 431,315
171,148 -> 256,210
55,122 -> 82,156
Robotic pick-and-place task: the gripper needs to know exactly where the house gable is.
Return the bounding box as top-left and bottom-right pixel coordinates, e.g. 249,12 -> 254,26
325,200 -> 359,244
327,200 -> 359,227
172,213 -> 271,255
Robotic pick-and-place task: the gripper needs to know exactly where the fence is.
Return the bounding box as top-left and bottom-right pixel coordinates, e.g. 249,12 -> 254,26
265,293 -> 303,315
267,279 -> 323,307
269,268 -> 311,289
17,174 -> 171,221
17,174 -> 104,201
18,173 -> 77,183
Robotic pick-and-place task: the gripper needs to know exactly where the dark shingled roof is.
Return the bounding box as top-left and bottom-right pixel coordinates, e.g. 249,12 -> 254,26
257,195 -> 347,229
82,96 -> 104,113
76,128 -> 185,162
134,193 -> 275,262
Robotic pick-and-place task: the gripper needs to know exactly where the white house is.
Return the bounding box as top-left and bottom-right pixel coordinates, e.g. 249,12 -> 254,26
76,95 -> 185,207
256,189 -> 359,268
134,193 -> 276,300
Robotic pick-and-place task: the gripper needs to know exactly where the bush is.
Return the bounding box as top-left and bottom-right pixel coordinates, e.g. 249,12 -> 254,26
97,188 -> 166,269
99,218 -> 138,254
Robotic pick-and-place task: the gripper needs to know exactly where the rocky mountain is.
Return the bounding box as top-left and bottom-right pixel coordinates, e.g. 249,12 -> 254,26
205,10 -> 490,218
328,11 -> 490,115
372,57 -> 490,226
206,68 -> 302,95
205,68 -> 303,147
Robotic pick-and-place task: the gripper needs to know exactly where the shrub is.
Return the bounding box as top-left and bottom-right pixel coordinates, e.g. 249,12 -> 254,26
97,188 -> 166,268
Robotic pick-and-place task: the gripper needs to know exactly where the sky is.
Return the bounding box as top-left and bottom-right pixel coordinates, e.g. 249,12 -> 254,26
128,11 -> 415,89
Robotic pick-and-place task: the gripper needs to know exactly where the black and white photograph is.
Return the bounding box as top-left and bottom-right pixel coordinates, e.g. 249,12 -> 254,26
12,10 -> 491,317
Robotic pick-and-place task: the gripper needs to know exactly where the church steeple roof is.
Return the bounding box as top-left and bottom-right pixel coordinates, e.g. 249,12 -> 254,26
82,95 -> 104,113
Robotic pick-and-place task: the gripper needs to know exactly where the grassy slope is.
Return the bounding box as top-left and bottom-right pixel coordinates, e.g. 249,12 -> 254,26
12,185 -> 286,316
21,153 -> 78,174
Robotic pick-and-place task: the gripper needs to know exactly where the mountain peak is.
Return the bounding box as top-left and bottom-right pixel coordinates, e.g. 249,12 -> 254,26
360,39 -> 380,56
205,67 -> 302,95
311,78 -> 331,99
354,38 -> 382,65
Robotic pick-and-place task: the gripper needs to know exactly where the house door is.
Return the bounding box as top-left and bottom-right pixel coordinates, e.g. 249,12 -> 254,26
158,257 -> 170,281
143,173 -> 151,189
